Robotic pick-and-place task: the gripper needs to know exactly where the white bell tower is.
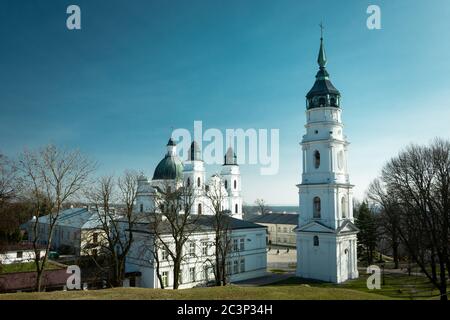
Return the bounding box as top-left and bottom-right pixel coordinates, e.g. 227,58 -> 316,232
296,30 -> 359,283
183,141 -> 206,215
221,147 -> 243,220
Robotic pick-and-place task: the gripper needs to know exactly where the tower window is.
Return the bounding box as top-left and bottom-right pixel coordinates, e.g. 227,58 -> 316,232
319,97 -> 325,106
225,180 -> 228,189
341,197 -> 347,218
234,180 -> 237,190
140,204 -> 143,213
187,177 -> 191,187
197,177 -> 201,187
313,236 -> 319,246
313,197 -> 321,218
235,204 -> 238,214
330,97 -> 336,106
198,203 -> 202,215
314,150 -> 320,169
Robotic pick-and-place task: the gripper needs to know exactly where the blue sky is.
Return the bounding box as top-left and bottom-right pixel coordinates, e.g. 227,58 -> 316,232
1,0 -> 450,205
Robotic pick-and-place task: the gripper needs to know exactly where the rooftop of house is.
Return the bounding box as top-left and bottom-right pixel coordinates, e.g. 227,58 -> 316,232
24,207 -> 113,230
0,242 -> 46,253
246,213 -> 299,226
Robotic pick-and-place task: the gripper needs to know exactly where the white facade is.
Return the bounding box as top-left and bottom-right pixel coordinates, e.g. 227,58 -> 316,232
296,36 -> 359,283
125,223 -> 267,289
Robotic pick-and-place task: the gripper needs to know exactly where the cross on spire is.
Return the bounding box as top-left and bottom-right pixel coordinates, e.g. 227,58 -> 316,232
319,22 -> 324,39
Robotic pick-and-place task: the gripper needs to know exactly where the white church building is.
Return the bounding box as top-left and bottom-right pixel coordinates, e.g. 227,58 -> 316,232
296,34 -> 359,283
123,138 -> 267,289
134,138 -> 243,220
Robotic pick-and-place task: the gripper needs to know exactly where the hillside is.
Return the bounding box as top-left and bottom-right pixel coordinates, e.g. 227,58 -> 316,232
0,284 -> 388,300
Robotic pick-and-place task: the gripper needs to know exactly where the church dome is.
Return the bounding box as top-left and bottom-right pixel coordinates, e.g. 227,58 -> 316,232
152,138 -> 184,180
152,156 -> 183,180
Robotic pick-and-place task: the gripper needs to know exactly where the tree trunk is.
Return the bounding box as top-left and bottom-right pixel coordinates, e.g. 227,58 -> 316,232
439,262 -> 447,301
392,241 -> 399,269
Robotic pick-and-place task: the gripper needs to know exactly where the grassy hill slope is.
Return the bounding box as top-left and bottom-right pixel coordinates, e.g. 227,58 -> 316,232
0,284 -> 388,300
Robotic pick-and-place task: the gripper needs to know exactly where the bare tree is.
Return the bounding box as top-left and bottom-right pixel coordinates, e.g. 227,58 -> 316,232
205,175 -> 232,286
18,145 -> 95,291
0,154 -> 16,208
85,170 -> 139,287
369,139 -> 450,300
255,198 -> 269,215
151,181 -> 199,289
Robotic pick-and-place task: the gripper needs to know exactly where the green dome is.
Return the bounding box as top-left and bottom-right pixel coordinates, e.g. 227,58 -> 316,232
152,155 -> 183,180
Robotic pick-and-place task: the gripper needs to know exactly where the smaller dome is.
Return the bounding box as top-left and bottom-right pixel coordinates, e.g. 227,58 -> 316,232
188,141 -> 202,161
224,147 -> 237,165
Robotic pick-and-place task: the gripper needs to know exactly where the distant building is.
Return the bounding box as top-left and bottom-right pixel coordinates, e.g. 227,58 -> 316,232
0,243 -> 46,265
124,215 -> 267,289
247,213 -> 298,247
22,207 -> 106,256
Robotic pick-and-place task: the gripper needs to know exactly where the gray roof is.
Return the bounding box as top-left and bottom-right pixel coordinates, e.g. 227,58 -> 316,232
246,213 -> 298,225
29,208 -> 105,229
126,214 -> 266,235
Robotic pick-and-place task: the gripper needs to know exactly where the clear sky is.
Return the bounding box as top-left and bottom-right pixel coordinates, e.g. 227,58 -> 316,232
1,0 -> 450,205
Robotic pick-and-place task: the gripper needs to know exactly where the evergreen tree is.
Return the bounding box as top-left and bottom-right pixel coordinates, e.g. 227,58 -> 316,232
355,202 -> 378,265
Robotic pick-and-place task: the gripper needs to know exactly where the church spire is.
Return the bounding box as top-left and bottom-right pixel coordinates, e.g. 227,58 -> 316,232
317,22 -> 327,68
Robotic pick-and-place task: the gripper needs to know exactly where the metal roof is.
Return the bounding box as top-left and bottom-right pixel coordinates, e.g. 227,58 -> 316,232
246,213 -> 298,225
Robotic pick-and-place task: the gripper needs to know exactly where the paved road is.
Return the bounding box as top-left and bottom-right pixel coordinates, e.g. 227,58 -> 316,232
233,272 -> 295,287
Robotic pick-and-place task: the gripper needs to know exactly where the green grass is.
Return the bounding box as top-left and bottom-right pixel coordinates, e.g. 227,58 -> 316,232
0,284 -> 388,300
0,261 -> 61,274
272,272 -> 441,300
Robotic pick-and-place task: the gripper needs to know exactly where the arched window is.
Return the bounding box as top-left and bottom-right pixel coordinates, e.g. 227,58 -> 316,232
341,197 -> 347,218
313,236 -> 319,246
140,204 -> 143,213
314,151 -> 320,169
197,177 -> 201,187
187,177 -> 191,187
198,203 -> 202,215
319,97 -> 325,106
235,204 -> 238,214
313,197 -> 321,218
330,97 -> 336,106
234,180 -> 237,190
224,180 -> 228,189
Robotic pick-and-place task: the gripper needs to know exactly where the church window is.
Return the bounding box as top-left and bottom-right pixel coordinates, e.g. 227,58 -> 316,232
235,204 -> 238,214
233,239 -> 238,251
162,271 -> 169,287
319,97 -> 326,106
198,203 -> 202,215
187,177 -> 191,187
313,236 -> 319,246
341,197 -> 347,218
225,180 -> 228,189
313,197 -> 321,218
314,130 -> 318,134
330,97 -> 336,106
140,203 -> 143,213
197,177 -> 201,187
202,242 -> 208,255
161,248 -> 169,260
189,242 -> 196,257
314,151 -> 320,169
189,267 -> 196,282
234,180 -> 237,189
